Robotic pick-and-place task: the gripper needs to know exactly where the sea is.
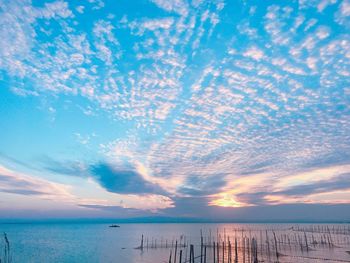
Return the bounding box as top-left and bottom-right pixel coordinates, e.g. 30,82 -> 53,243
1,222 -> 349,263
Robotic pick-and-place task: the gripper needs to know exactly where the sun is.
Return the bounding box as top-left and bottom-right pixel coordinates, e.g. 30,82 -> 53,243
209,194 -> 248,208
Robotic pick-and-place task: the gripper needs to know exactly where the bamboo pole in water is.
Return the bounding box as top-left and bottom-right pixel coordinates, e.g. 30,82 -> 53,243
213,242 -> 216,263
217,241 -> 220,263
228,240 -> 231,263
222,241 -> 225,263
174,240 -> 177,263
234,238 -> 238,263
273,231 -> 279,262
242,237 -> 245,263
189,244 -> 194,263
168,250 -> 172,263
201,230 -> 203,263
247,238 -> 250,263
304,231 -> 309,251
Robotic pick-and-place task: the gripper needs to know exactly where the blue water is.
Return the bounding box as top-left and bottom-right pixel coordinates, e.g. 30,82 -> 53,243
0,222 -> 176,263
1,223 -> 350,263
1,222 -> 227,263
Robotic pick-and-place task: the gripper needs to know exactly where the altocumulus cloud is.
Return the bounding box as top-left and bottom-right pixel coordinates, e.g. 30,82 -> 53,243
0,0 -> 350,218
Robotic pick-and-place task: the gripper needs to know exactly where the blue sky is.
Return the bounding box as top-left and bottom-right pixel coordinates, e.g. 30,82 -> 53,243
0,0 -> 350,220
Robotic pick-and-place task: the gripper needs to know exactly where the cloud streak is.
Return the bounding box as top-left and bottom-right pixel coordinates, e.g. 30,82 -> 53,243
0,165 -> 73,200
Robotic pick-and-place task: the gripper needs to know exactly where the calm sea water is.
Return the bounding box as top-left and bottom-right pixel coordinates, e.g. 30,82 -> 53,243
1,223 -> 349,263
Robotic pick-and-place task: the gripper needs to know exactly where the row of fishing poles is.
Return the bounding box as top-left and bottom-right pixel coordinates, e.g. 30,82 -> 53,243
136,226 -> 350,263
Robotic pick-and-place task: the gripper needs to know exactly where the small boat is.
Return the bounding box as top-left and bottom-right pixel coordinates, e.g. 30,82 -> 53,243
109,224 -> 120,228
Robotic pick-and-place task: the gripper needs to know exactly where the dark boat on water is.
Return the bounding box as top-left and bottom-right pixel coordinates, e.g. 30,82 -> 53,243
109,225 -> 120,228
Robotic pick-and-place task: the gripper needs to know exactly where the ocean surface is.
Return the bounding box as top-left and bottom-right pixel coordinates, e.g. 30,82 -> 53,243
1,222 -> 350,263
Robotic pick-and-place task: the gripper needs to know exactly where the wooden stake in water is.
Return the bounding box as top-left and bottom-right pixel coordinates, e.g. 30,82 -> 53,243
217,241 -> 220,263
228,240 -> 231,263
168,250 -> 172,263
213,242 -> 216,263
189,244 -> 194,263
304,231 -> 309,251
234,238 -> 238,263
141,234 -> 144,250
222,241 -> 225,263
243,237 -> 245,263
273,231 -> 279,262
174,240 -> 178,263
201,230 -> 203,263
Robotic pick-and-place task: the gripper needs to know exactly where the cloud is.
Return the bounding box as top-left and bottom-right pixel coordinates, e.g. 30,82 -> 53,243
0,165 -> 73,200
234,174 -> 350,206
275,173 -> 350,196
243,46 -> 265,61
80,191 -> 174,212
38,0 -> 73,19
209,165 -> 350,208
45,158 -> 170,196
317,0 -> 337,12
339,0 -> 350,18
178,174 -> 227,196
150,0 -> 189,16
163,197 -> 350,221
1,0 -> 350,217
78,204 -> 140,214
139,17 -> 175,31
90,162 -> 167,195
44,158 -> 88,177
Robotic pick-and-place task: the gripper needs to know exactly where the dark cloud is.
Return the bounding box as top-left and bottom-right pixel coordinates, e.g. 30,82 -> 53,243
235,173 -> 350,205
44,158 -> 167,195
0,174 -> 46,196
178,174 -> 227,196
0,174 -> 39,190
162,196 -> 214,218
302,152 -> 350,170
235,192 -> 267,206
163,197 -> 350,222
0,189 -> 46,196
238,159 -> 277,176
43,157 -> 87,177
239,168 -> 268,176
90,163 -> 166,195
164,203 -> 350,222
276,173 -> 350,196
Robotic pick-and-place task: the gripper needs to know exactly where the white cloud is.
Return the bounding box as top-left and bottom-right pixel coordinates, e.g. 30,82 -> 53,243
39,1 -> 73,19
340,0 -> 350,16
76,6 -> 85,14
316,26 -> 330,39
140,17 -> 174,31
150,0 -> 189,16
243,46 -> 265,61
88,0 -> 105,10
335,0 -> 350,25
317,0 -> 337,12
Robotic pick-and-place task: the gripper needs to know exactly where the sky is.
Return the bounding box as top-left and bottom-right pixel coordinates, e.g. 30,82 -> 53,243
0,0 -> 350,221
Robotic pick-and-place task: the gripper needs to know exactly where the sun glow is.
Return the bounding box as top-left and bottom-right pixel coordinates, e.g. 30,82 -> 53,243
209,194 -> 250,208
